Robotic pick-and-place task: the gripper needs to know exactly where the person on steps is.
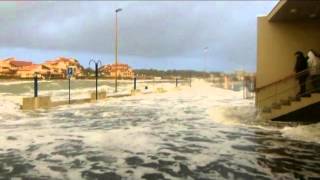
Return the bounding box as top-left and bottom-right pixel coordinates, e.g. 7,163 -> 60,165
307,49 -> 320,93
294,51 -> 309,97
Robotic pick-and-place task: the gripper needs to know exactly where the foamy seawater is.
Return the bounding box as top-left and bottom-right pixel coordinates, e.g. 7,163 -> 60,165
0,80 -> 319,179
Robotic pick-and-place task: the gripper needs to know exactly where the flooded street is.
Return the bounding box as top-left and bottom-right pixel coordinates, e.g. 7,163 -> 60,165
0,80 -> 319,179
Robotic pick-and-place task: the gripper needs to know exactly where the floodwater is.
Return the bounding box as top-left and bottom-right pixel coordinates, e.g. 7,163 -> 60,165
0,80 -> 319,179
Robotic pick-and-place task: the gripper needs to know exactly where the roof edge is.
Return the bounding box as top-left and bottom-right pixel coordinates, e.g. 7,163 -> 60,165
267,0 -> 287,22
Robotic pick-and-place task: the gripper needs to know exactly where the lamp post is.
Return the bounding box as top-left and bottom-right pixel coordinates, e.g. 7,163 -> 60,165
89,59 -> 102,100
203,47 -> 208,73
33,73 -> 39,97
189,71 -> 192,87
203,46 -> 209,71
114,8 -> 122,93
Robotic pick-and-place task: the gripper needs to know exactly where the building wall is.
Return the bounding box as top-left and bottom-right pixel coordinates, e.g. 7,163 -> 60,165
44,59 -> 83,78
0,58 -> 82,78
256,16 -> 320,108
0,61 -> 12,75
101,64 -> 134,78
17,70 -> 35,78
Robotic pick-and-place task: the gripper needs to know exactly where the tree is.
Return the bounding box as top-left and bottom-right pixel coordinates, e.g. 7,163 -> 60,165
83,67 -> 95,77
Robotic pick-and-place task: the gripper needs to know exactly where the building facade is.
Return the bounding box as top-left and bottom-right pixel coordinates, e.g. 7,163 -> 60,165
256,0 -> 320,121
0,58 -> 15,76
43,57 -> 84,78
0,58 -> 33,77
100,63 -> 134,79
0,57 -> 83,79
16,64 -> 52,79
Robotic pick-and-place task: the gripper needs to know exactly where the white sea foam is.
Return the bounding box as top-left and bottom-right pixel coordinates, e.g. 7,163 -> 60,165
0,95 -> 25,121
0,79 -> 319,154
0,79 -> 320,179
281,123 -> 320,143
0,80 -> 32,86
0,80 -> 53,86
81,127 -> 161,153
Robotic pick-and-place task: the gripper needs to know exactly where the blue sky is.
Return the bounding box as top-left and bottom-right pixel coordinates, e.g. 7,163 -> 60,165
0,1 -> 277,72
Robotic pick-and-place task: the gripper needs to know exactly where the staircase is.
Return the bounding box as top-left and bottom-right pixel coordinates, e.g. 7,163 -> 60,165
256,68 -> 320,121
261,92 -> 320,120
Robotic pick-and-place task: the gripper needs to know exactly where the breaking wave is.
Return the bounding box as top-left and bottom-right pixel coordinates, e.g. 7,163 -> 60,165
281,123 -> 320,144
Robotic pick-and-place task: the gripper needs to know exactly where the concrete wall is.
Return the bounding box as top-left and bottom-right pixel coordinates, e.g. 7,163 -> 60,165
256,16 -> 320,108
21,91 -> 107,110
22,96 -> 51,110
90,91 -> 107,101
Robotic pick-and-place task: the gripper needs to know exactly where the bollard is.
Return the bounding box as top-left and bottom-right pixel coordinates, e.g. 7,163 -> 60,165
34,75 -> 38,97
95,63 -> 98,100
224,76 -> 229,89
176,78 -> 178,87
68,78 -> 71,104
134,77 -> 137,90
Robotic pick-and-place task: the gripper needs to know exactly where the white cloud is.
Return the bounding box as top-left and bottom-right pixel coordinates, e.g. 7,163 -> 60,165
0,1 -> 277,71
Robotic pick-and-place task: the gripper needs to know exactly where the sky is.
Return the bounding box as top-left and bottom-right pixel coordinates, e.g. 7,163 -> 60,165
0,1 -> 278,72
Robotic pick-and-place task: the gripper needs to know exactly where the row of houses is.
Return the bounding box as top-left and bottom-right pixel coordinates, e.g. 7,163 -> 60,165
99,63 -> 134,78
0,57 -> 135,79
0,57 -> 84,79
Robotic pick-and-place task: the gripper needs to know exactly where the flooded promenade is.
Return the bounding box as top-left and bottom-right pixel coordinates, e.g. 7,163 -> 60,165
0,80 -> 319,179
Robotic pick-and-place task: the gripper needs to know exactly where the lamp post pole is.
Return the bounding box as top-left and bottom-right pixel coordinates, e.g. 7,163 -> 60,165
202,46 -> 209,82
34,73 -> 38,97
189,72 -> 192,87
89,59 -> 102,100
115,8 -> 122,93
68,76 -> 71,104
203,47 -> 208,74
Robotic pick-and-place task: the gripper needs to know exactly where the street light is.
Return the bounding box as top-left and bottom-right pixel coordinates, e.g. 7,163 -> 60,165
203,46 -> 208,73
114,8 -> 122,93
33,72 -> 40,97
89,59 -> 102,100
202,46 -> 209,81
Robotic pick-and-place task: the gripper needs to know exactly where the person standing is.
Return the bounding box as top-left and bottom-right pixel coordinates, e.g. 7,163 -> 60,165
307,50 -> 320,92
294,51 -> 309,97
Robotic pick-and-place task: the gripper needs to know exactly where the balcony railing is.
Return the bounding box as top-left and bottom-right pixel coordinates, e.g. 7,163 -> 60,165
256,67 -> 320,108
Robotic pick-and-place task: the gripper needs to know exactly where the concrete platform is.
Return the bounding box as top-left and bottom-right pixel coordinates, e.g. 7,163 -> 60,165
20,86 -> 188,110
21,91 -> 107,110
90,91 -> 107,102
21,96 -> 51,110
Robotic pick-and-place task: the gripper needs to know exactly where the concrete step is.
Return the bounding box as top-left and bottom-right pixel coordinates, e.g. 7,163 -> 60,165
268,93 -> 320,120
280,99 -> 291,106
312,93 -> 320,98
288,96 -> 300,102
271,102 -> 281,109
262,107 -> 271,113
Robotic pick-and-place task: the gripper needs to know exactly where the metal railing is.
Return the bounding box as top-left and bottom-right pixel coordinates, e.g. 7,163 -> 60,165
256,68 -> 320,107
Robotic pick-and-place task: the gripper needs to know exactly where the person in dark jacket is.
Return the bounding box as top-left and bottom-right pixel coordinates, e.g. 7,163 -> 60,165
294,51 -> 309,97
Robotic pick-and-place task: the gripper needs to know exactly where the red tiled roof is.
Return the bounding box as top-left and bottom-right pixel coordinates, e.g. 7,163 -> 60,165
104,63 -> 130,68
45,57 -> 75,64
19,64 -> 40,71
10,61 -> 32,67
0,57 -> 16,62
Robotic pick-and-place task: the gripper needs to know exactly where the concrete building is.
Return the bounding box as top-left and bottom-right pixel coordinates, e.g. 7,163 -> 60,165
16,64 -> 52,79
256,0 -> 320,121
233,70 -> 254,81
44,57 -> 84,78
100,63 -> 134,79
0,57 -> 83,79
0,58 -> 33,77
0,58 -> 16,76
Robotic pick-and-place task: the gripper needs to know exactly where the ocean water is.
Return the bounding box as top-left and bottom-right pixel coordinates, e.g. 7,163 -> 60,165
0,79 -> 319,179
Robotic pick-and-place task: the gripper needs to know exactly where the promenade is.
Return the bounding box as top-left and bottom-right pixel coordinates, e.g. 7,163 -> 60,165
0,79 -> 319,179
